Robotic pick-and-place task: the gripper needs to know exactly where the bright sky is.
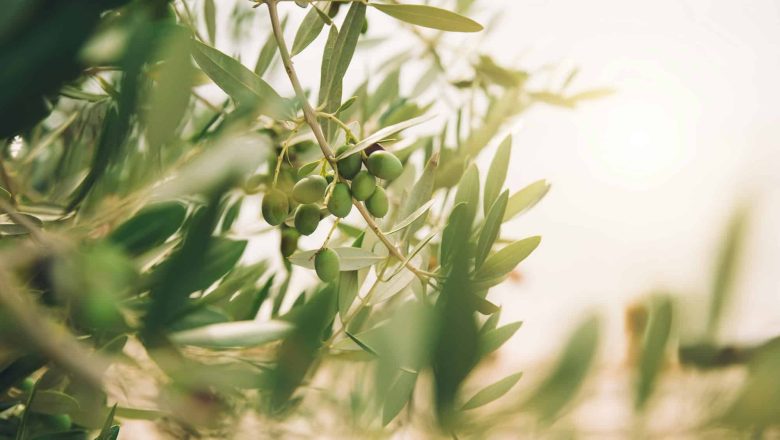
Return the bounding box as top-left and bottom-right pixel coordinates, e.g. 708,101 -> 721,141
480,0 -> 780,364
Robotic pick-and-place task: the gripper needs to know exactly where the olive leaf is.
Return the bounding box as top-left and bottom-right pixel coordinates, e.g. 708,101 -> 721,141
369,3 -> 483,33
169,320 -> 293,348
462,372 -> 523,410
192,41 -> 292,119
288,247 -> 384,271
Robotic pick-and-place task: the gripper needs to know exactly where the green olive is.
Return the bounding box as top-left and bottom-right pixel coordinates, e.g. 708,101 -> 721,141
366,151 -> 403,181
292,175 -> 327,204
294,204 -> 321,236
336,145 -> 362,180
350,170 -> 377,201
261,189 -> 289,226
314,248 -> 340,282
280,225 -> 300,257
365,186 -> 389,218
39,414 -> 72,431
327,182 -> 352,218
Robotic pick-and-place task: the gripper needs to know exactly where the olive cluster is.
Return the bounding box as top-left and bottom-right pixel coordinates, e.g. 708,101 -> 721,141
261,147 -> 403,282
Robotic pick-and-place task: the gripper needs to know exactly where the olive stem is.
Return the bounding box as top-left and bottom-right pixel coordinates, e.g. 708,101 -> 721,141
265,0 -> 428,281
316,112 -> 358,144
321,218 -> 340,249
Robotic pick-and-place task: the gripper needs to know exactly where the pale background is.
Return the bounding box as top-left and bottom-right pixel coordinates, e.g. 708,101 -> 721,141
231,1 -> 780,366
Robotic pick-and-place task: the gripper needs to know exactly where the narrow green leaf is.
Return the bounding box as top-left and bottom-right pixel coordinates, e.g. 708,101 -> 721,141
192,41 -> 291,119
288,247 -> 384,271
475,190 -> 509,270
462,372 -> 522,410
454,163 -> 480,225
94,404 -> 117,440
321,2 -> 366,139
346,331 -> 379,356
635,296 -> 673,410
382,369 -> 418,425
503,180 -> 551,222
524,314 -> 601,421
480,321 -> 522,357
385,200 -> 435,235
29,390 -> 80,415
483,136 -> 512,215
338,270 -> 359,320
707,207 -> 748,338
204,0 -> 216,44
476,236 -> 541,280
397,154 -> 438,240
169,320 -> 293,348
108,202 -> 187,256
291,5 -> 327,56
336,114 -> 435,159
440,203 -> 470,269
369,3 -> 483,33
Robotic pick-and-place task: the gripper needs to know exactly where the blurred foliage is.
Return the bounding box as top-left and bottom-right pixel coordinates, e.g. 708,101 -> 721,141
1,0 -> 769,438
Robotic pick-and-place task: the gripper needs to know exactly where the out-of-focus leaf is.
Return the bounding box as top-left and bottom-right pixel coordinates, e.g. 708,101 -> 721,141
524,314 -> 601,421
369,3 -> 483,32
436,88 -> 522,188
707,207 -> 748,338
366,68 -> 400,118
94,404 -> 118,440
397,154 -> 438,241
288,247 -> 383,271
291,5 -> 326,56
170,320 -> 293,348
204,0 -> 216,44
635,296 -> 673,410
440,203 -> 469,270
475,190 -> 509,270
145,27 -> 195,150
108,202 -> 187,256
483,136 -> 512,215
503,180 -> 551,222
270,284 -> 337,411
454,163 -> 480,226
338,270 -> 359,320
476,55 -> 527,88
720,339 -> 780,428
29,390 -> 80,415
433,221 -> 478,425
462,372 -> 522,410
476,236 -> 541,280
479,321 -> 522,357
382,369 -> 418,425
192,41 -> 291,119
143,188 -> 231,331
254,18 -> 288,76
337,114 -> 435,159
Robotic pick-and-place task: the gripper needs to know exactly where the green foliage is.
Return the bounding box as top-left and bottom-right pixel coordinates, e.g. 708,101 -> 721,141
0,0 -> 615,437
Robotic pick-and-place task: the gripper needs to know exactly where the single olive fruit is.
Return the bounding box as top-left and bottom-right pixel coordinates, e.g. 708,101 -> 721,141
350,170 -> 377,201
365,186 -> 389,218
336,145 -> 362,179
280,226 -> 300,257
314,248 -> 340,282
327,182 -> 352,218
39,414 -> 72,431
366,151 -> 403,181
294,204 -> 321,236
261,189 -> 289,226
292,175 -> 328,204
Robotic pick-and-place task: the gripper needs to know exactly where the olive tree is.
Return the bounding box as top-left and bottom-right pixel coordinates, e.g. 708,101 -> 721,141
0,0 -> 607,437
